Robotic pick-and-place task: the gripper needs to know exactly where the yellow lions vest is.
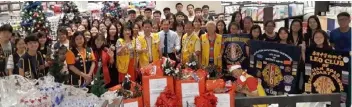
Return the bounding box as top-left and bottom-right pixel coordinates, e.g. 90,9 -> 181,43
137,33 -> 160,67
116,39 -> 130,74
181,33 -> 199,64
200,34 -> 222,68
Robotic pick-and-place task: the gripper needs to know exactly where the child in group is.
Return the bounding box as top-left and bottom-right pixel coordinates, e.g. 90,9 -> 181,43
18,34 -> 45,79
6,38 -> 26,75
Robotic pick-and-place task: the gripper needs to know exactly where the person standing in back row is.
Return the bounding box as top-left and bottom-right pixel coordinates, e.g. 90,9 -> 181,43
175,3 -> 183,13
330,12 -> 351,52
0,24 -> 15,77
159,19 -> 181,62
202,5 -> 214,21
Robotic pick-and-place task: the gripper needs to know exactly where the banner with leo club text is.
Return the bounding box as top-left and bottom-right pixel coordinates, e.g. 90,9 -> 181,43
304,48 -> 350,105
222,34 -> 250,71
249,40 -> 301,95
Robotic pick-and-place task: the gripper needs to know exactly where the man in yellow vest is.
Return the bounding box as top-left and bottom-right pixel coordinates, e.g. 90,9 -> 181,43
181,21 -> 200,64
136,20 -> 161,68
200,21 -> 223,68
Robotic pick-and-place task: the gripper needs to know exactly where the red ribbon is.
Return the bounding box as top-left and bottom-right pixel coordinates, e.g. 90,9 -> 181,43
194,92 -> 218,107
155,87 -> 179,107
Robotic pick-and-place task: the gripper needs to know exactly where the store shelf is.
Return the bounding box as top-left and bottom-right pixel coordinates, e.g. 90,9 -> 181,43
253,14 -> 306,23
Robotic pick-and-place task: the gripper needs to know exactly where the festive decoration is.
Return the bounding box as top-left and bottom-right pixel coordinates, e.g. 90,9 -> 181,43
206,65 -> 223,80
162,58 -> 180,77
101,1 -> 122,18
185,54 -> 200,70
155,87 -> 179,107
194,92 -> 218,107
116,75 -> 143,99
20,1 -> 50,35
49,45 -> 69,83
91,61 -> 108,97
60,1 -> 80,25
37,76 -> 65,107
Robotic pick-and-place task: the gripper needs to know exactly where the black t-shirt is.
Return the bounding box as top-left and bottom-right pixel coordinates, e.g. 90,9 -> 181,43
18,52 -> 44,78
263,33 -> 279,42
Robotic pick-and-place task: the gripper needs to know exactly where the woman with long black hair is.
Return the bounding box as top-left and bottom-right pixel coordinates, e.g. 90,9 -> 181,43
216,20 -> 227,35
304,15 -> 322,47
91,33 -> 118,88
230,11 -> 243,30
289,19 -> 304,46
277,27 -> 293,45
37,31 -> 52,75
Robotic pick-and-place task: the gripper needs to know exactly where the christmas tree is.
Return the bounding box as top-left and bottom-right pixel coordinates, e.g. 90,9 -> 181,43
48,45 -> 69,83
101,1 -> 122,18
20,1 -> 49,35
60,1 -> 80,26
91,62 -> 107,97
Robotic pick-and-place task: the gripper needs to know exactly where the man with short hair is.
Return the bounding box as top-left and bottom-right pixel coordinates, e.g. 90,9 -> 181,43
175,3 -> 183,13
128,10 -> 137,24
159,19 -> 181,61
181,21 -> 200,64
0,24 -> 15,76
162,7 -> 171,19
217,13 -> 225,21
153,10 -> 162,26
330,12 -> 351,52
187,4 -> 195,21
144,8 -> 153,20
18,34 -> 45,79
175,12 -> 187,23
194,8 -> 202,18
202,5 -> 213,21
136,20 -> 161,67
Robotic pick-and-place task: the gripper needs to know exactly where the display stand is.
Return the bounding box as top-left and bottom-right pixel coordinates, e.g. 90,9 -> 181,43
222,1 -> 305,28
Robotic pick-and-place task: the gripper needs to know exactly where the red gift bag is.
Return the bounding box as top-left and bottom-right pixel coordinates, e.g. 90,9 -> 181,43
142,76 -> 174,107
123,97 -> 143,107
175,79 -> 206,107
214,91 -> 235,107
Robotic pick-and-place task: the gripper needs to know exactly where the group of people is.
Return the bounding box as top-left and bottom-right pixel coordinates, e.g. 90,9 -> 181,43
0,3 -> 350,96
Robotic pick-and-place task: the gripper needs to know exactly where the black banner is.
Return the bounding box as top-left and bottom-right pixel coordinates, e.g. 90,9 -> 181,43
304,48 -> 350,104
249,40 -> 301,95
222,34 -> 250,70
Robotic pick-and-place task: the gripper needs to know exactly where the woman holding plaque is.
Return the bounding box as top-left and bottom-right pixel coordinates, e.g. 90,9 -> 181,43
310,30 -> 333,50
302,29 -> 333,62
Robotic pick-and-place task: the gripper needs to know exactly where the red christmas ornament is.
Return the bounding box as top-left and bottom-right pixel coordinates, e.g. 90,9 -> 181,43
33,12 -> 38,17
